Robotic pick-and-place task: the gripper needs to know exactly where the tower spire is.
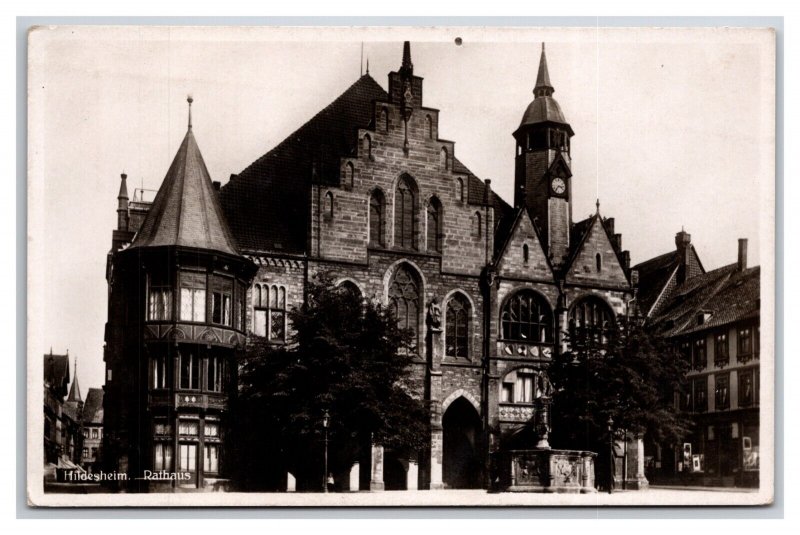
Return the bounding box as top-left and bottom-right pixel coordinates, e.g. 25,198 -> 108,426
187,95 -> 193,130
534,42 -> 554,97
400,41 -> 413,75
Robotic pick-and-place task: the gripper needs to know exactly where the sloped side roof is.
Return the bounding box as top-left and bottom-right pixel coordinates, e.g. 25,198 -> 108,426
83,388 -> 104,425
219,75 -> 388,254
129,128 -> 240,256
650,264 -> 759,338
633,250 -> 681,316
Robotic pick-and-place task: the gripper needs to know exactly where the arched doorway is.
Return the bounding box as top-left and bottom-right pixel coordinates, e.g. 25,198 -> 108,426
442,397 -> 483,489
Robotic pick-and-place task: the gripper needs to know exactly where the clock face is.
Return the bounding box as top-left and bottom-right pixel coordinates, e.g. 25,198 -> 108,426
551,177 -> 566,195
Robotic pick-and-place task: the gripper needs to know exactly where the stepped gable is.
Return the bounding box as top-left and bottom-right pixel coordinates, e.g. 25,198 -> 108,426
219,74 -> 388,254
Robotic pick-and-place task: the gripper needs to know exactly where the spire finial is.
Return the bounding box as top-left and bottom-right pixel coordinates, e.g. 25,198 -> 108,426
187,95 -> 193,130
534,42 -> 554,97
596,198 -> 600,214
366,57 -> 369,75
400,41 -> 413,75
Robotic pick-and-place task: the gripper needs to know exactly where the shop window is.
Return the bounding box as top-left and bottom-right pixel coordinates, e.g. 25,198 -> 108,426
204,444 -> 219,474
154,443 -> 173,472
179,271 -> 206,323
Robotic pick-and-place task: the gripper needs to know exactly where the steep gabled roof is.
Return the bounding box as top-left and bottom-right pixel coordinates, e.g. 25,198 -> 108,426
650,264 -> 759,338
563,212 -> 629,283
43,353 -> 70,392
129,108 -> 240,257
220,74 -> 388,254
67,370 -> 82,403
82,388 -> 104,425
633,250 -> 681,316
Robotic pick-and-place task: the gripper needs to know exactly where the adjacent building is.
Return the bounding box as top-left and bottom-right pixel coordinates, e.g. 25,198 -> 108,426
635,233 -> 760,487
81,388 -> 104,472
43,351 -> 83,475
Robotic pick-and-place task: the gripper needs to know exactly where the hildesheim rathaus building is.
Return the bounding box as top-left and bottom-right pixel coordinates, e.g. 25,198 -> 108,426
103,42 -> 646,492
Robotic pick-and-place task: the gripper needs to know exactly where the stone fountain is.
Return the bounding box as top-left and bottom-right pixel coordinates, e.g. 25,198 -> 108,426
490,396 -> 597,493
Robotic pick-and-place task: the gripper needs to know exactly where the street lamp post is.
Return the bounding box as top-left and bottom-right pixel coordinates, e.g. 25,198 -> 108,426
607,416 -> 614,494
323,410 -> 330,493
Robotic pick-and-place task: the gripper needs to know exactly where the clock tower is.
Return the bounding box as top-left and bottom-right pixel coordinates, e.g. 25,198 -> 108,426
513,43 -> 574,266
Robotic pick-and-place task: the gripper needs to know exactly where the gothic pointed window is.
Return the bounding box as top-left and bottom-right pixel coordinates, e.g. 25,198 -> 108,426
394,175 -> 417,249
363,134 -> 372,160
456,178 -> 464,203
344,162 -> 354,189
446,294 -> 470,359
388,264 -> 420,351
473,212 -> 482,238
369,190 -> 385,247
427,197 -> 442,253
440,147 -> 448,170
501,290 -> 553,343
568,295 -> 615,344
324,192 -> 334,219
425,114 -> 433,139
523,244 -> 529,264
380,107 -> 389,132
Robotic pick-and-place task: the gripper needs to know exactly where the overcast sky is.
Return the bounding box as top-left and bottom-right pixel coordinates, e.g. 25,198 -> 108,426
28,26 -> 774,394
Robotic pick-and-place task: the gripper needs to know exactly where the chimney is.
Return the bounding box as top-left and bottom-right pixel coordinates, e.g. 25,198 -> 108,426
675,229 -> 692,284
738,238 -> 748,271
212,181 -> 221,192
614,233 -> 622,250
622,250 -> 630,270
606,217 -> 615,235
117,172 -> 130,231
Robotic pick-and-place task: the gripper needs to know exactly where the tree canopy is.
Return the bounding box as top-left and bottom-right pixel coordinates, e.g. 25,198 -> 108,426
231,274 -> 429,491
548,320 -> 691,451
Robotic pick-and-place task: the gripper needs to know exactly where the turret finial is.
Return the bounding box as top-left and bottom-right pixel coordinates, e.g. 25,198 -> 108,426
596,198 -> 600,214
187,95 -> 193,130
400,41 -> 413,75
534,42 -> 554,97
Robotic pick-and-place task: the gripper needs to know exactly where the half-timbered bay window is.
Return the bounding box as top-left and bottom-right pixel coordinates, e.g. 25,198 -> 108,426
253,284 -> 287,342
180,271 -> 206,322
206,355 -> 224,392
445,294 -> 470,358
501,290 -> 553,343
147,272 -> 172,321
500,368 -> 542,404
714,332 -> 729,367
210,276 -> 233,327
179,352 -> 200,390
151,354 -> 170,390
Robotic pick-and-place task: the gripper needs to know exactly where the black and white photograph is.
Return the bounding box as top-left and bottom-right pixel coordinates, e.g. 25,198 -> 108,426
26,25 -> 775,507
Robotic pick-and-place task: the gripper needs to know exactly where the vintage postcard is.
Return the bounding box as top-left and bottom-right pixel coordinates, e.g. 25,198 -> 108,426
26,25 -> 775,507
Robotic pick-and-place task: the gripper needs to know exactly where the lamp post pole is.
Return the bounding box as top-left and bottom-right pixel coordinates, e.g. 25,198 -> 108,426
607,416 -> 614,495
323,410 -> 330,493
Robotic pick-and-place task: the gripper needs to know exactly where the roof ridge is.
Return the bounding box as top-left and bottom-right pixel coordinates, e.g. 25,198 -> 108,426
234,74 -> 387,181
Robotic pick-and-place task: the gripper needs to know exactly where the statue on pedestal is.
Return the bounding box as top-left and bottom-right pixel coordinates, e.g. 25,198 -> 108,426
427,297 -> 442,330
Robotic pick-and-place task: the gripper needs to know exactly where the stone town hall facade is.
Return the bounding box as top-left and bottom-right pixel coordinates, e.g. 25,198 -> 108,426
103,42 -> 640,491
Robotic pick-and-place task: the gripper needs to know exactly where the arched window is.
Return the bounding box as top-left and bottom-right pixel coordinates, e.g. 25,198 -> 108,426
445,293 -> 470,358
523,244 -> 529,264
440,147 -> 449,169
473,212 -> 482,238
427,197 -> 442,253
324,191 -> 334,219
425,114 -> 433,139
595,253 -> 602,272
369,190 -> 385,247
344,162 -> 354,189
380,107 -> 389,132
456,177 -> 464,202
388,264 -> 421,351
501,290 -> 553,343
394,175 -> 417,249
363,134 -> 372,159
568,295 -> 615,343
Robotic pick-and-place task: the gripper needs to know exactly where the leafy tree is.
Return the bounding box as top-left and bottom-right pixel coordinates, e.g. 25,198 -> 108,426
230,274 -> 429,491
548,320 -> 691,455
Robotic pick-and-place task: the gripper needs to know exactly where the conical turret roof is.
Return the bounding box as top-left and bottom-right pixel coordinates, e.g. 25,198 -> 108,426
129,99 -> 240,256
518,43 -> 571,130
